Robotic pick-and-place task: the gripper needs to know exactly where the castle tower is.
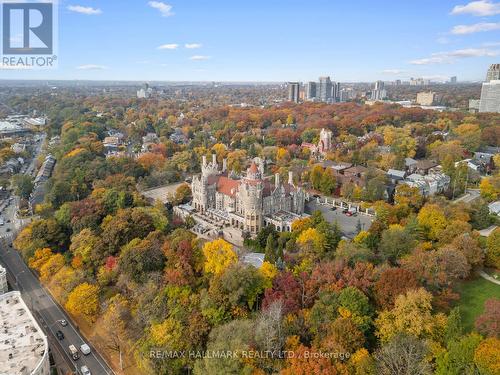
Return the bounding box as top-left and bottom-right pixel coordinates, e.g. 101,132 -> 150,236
239,162 -> 264,235
318,128 -> 333,154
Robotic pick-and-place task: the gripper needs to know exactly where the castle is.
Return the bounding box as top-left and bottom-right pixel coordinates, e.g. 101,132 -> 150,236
187,155 -> 307,237
301,128 -> 334,158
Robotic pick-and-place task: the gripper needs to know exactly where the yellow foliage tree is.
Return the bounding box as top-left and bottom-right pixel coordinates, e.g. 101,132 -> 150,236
480,177 -> 499,202
291,217 -> 312,233
296,228 -> 325,254
375,288 -> 446,343
150,317 -> 183,347
417,204 -> 447,241
474,337 -> 500,375
211,143 -> 227,162
202,238 -> 237,275
28,248 -> 53,272
65,283 -> 100,322
259,261 -> 278,289
276,147 -> 290,165
39,253 -> 65,282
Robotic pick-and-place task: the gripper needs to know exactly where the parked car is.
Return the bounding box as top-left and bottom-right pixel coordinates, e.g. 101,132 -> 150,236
59,319 -> 68,327
80,365 -> 91,375
330,206 -> 337,211
69,345 -> 80,360
80,343 -> 91,355
55,330 -> 64,340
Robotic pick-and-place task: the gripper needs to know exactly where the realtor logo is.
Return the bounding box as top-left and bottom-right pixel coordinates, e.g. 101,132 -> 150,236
1,1 -> 57,68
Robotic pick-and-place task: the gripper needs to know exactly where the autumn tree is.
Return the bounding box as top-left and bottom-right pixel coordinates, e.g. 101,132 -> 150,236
435,333 -> 483,375
486,227 -> 500,268
375,288 -> 446,343
378,224 -> 415,264
474,337 -> 500,375
374,268 -> 419,309
202,238 -> 237,275
417,203 -> 448,241
375,334 -> 431,375
475,298 -> 500,338
65,282 -> 100,322
100,294 -> 131,370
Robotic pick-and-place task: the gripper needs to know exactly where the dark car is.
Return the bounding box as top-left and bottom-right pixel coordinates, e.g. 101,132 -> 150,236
312,194 -> 320,198
330,206 -> 337,211
56,330 -> 64,340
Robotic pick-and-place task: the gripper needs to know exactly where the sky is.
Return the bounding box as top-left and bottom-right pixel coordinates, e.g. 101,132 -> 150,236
1,0 -> 500,82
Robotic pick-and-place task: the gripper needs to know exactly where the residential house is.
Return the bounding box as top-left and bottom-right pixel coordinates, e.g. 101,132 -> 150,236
415,159 -> 439,175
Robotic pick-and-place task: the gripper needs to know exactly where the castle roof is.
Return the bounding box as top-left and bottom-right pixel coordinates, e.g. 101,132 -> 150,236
217,176 -> 240,197
248,162 -> 259,173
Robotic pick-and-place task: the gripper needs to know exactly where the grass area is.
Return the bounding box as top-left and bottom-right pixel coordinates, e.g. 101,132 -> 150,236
453,276 -> 500,332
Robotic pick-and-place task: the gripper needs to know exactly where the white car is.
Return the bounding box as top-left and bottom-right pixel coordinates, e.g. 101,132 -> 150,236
80,343 -> 91,355
80,365 -> 91,375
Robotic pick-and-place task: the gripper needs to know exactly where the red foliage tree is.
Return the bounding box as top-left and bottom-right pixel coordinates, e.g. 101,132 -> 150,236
475,298 -> 500,338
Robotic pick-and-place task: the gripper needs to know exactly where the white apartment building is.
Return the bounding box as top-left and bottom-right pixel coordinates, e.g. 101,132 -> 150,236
479,80 -> 500,113
0,291 -> 50,375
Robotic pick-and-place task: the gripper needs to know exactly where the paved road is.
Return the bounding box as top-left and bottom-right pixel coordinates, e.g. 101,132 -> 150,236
0,236 -> 114,375
453,189 -> 480,204
0,238 -> 113,375
0,133 -> 114,375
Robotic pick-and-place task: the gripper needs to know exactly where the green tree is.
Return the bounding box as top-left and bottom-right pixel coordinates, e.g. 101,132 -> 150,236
11,174 -> 34,199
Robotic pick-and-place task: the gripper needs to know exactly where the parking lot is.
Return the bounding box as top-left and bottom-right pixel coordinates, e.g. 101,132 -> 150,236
305,199 -> 374,239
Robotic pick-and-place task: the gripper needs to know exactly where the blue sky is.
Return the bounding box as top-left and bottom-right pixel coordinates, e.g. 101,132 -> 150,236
1,0 -> 500,81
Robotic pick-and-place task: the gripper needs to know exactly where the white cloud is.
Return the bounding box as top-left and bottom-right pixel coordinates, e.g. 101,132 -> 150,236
148,1 -> 174,17
483,41 -> 500,46
76,64 -> 108,70
436,36 -> 450,44
157,43 -> 179,50
451,0 -> 500,16
185,43 -> 202,49
189,55 -> 211,61
382,69 -> 405,74
451,22 -> 500,34
67,5 -> 102,15
410,48 -> 499,65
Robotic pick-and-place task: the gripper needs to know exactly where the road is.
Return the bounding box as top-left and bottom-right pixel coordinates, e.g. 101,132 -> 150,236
0,238 -> 114,375
0,134 -> 114,375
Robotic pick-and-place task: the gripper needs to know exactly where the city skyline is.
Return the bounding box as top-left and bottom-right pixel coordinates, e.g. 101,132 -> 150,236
0,0 -> 500,82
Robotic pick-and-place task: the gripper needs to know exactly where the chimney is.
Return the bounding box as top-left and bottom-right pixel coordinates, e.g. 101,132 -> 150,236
288,171 -> 293,185
222,158 -> 227,172
202,155 -> 207,166
212,154 -> 217,165
275,173 -> 280,187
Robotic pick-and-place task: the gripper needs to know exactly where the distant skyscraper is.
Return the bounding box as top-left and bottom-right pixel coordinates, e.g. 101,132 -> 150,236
331,81 -> 340,102
339,89 -> 350,102
374,80 -> 385,90
288,82 -> 300,103
395,79 -> 401,86
486,64 -> 500,82
450,76 -> 457,84
305,82 -> 317,100
479,80 -> 500,113
371,80 -> 387,101
318,76 -> 333,102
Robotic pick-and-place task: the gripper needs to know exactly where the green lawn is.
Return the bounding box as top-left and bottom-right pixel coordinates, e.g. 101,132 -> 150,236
453,276 -> 500,332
